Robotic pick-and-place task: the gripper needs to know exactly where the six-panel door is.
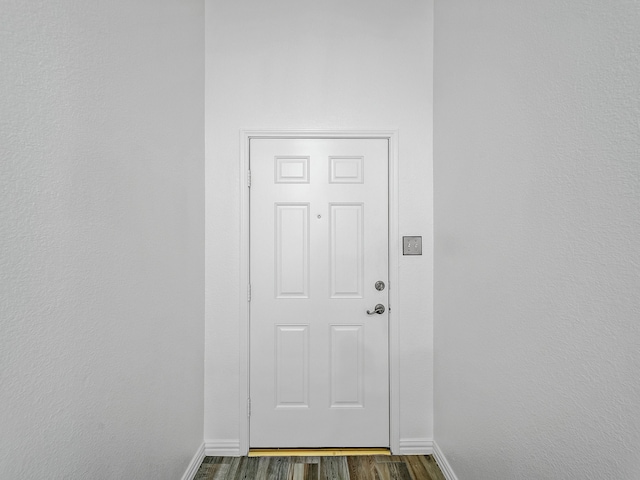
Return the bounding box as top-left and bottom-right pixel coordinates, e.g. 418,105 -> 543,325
249,138 -> 389,448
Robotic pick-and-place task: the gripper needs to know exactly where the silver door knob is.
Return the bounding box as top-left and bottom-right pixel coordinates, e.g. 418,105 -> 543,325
366,304 -> 385,315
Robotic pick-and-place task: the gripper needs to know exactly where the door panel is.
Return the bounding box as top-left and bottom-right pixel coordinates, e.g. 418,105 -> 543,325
275,203 -> 310,298
330,325 -> 364,407
329,203 -> 364,298
275,325 -> 310,408
250,138 -> 389,448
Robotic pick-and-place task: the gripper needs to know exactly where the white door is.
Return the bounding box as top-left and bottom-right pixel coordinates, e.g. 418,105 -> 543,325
249,138 -> 389,448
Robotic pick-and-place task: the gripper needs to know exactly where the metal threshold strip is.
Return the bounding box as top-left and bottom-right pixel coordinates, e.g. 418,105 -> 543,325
248,448 -> 391,457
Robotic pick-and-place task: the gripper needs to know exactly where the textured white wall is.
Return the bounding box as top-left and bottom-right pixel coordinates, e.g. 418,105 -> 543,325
1,2 -> 204,478
205,0 -> 434,449
434,1 -> 640,479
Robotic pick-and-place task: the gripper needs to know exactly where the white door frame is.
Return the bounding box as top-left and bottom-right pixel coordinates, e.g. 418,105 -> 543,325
239,130 -> 400,454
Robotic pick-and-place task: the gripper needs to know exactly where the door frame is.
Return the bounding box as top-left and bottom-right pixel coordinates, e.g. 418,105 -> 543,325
239,130 -> 400,454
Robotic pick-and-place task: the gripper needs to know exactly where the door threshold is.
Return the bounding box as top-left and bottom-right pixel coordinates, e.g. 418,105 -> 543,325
248,448 -> 390,457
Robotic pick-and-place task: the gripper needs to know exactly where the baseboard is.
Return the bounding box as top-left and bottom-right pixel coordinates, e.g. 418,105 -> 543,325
180,443 -> 205,480
205,439 -> 242,456
432,441 -> 458,480
397,438 -> 433,455
203,437 -> 435,458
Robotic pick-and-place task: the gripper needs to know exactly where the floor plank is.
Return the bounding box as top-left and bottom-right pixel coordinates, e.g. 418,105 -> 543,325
194,463 -> 228,480
291,456 -> 320,464
248,457 -> 265,480
320,456 -> 350,480
374,462 -> 412,480
304,463 -> 319,480
193,455 -> 444,480
291,463 -> 305,480
347,456 -> 378,480
403,456 -> 429,480
374,455 -> 405,463
416,456 -> 446,480
238,457 -> 261,480
266,456 -> 292,480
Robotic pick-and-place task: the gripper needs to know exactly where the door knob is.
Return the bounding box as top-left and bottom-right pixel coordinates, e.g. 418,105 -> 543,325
366,304 -> 385,315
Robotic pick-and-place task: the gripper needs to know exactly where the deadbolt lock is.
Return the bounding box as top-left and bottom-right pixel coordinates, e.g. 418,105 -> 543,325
375,281 -> 385,291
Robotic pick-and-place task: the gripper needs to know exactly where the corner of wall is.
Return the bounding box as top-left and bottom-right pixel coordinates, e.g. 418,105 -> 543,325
180,443 -> 206,480
432,442 -> 458,480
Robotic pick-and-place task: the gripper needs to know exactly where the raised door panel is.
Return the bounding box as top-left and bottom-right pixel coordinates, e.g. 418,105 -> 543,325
275,203 -> 310,298
275,325 -> 310,408
329,156 -> 364,183
330,325 -> 365,408
329,203 -> 364,298
275,156 -> 310,183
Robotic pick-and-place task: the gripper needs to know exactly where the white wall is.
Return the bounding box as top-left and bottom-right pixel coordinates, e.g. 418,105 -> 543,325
205,0 -> 434,451
434,1 -> 640,479
1,2 -> 204,478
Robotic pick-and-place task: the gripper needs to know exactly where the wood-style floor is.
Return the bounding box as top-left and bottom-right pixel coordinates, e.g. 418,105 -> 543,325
194,455 -> 446,480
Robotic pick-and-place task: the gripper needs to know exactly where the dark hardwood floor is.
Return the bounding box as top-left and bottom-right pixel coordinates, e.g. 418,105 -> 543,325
194,455 -> 446,480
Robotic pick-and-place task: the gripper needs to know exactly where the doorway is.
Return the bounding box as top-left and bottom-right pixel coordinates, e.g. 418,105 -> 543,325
239,131 -> 400,453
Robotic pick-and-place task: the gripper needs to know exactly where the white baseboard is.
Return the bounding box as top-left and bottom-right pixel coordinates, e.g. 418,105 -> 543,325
397,438 -> 433,455
180,443 -> 205,480
203,437 -> 438,459
432,441 -> 458,480
205,439 -> 242,456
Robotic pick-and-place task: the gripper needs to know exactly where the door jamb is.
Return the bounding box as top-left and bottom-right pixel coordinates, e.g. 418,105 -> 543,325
239,130 -> 400,454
